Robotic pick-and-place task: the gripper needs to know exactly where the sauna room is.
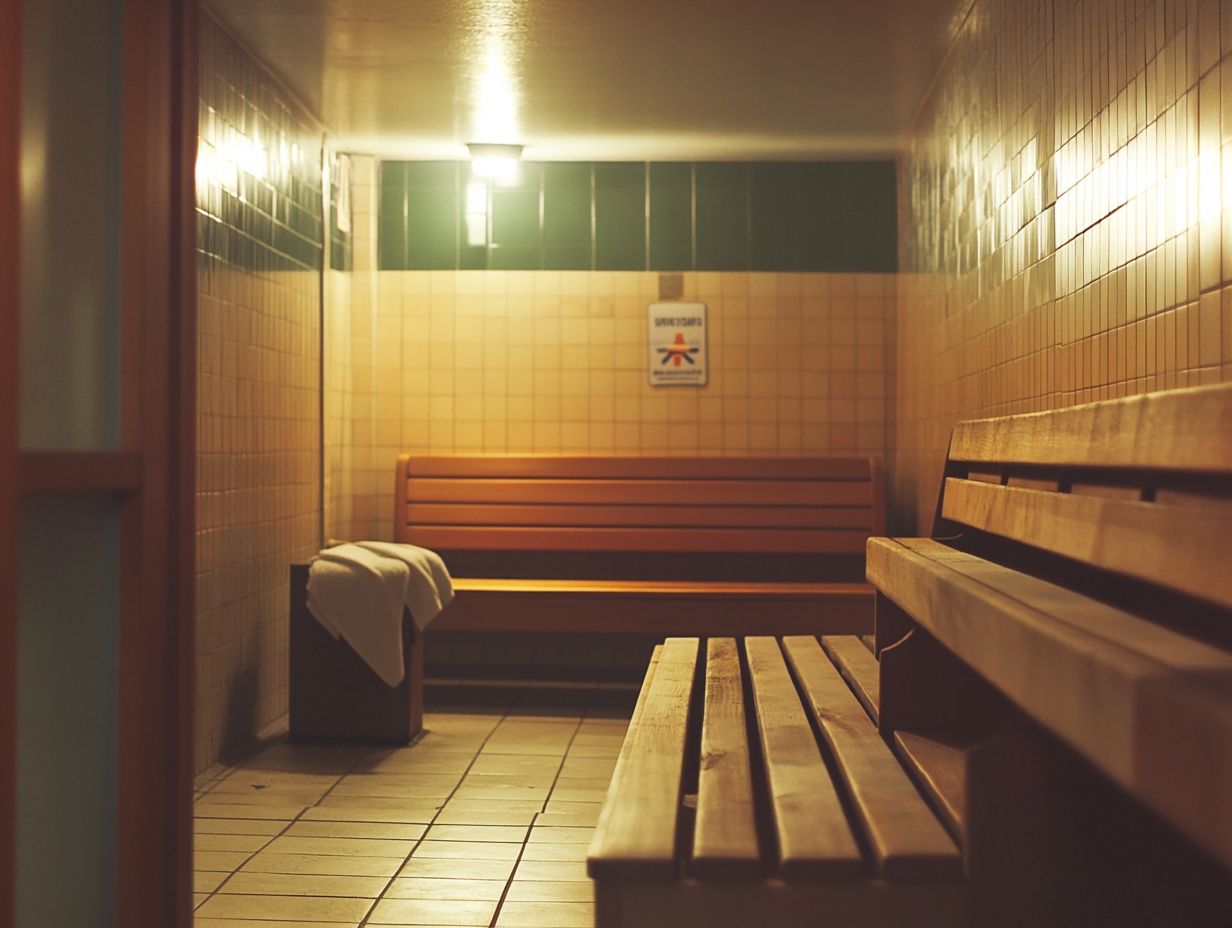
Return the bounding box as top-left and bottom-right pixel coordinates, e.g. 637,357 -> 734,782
5,1 -> 1232,927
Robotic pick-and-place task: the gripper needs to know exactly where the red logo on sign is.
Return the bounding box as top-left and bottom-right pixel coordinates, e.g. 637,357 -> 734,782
657,332 -> 700,367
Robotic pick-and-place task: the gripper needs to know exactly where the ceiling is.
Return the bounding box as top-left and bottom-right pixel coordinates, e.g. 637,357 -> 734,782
206,0 -> 970,161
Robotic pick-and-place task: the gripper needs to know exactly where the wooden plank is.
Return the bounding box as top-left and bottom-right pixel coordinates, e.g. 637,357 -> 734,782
819,635 -> 880,722
402,525 -> 868,554
692,638 -> 760,881
403,454 -> 873,481
867,536 -> 1232,870
743,637 -> 863,881
0,0 -> 17,917
948,383 -> 1232,472
288,565 -> 422,743
406,477 -> 873,507
450,578 -> 874,598
406,502 -> 873,530
588,638 -> 699,879
892,731 -> 969,839
783,637 -> 960,882
436,584 -> 873,636
941,477 -> 1232,609
595,879 -> 964,928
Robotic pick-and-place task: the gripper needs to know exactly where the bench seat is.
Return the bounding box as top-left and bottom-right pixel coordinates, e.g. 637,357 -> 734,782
397,454 -> 884,636
588,636 -> 962,928
866,384 -> 1232,926
440,578 -> 872,635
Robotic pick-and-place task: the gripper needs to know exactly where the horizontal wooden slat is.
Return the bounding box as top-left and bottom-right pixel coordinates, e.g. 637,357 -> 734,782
948,382 -> 1232,473
820,635 -> 880,723
407,478 -> 872,507
744,637 -> 863,881
783,637 -> 960,882
437,582 -> 874,635
940,477 -> 1232,609
589,638 -> 698,879
451,578 -> 874,598
867,536 -> 1232,870
407,525 -> 869,554
406,502 -> 873,530
403,454 -> 873,481
692,638 -> 760,881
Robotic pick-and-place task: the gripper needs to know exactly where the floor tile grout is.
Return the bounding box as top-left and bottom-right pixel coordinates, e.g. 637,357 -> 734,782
193,691 -> 628,928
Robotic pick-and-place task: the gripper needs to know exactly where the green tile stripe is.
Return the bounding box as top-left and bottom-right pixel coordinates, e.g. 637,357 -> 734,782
377,160 -> 896,272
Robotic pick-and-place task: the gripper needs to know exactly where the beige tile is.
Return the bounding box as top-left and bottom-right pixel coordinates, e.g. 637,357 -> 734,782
503,880 -> 594,903
519,843 -> 589,862
411,840 -> 521,861
195,870 -> 228,893
195,818 -> 288,836
512,860 -> 591,882
432,807 -> 537,827
440,798 -> 544,815
299,803 -> 440,824
192,916 -> 354,921
450,784 -> 548,802
194,802 -> 305,820
368,897 -> 498,926
424,824 -> 529,843
536,807 -> 602,826
195,893 -> 371,923
546,786 -> 608,803
495,900 -> 595,927
398,857 -> 517,881
285,820 -> 426,840
557,758 -> 617,778
527,826 -> 593,844
195,833 -> 270,853
460,776 -> 556,793
241,853 -> 404,877
264,835 -> 417,858
467,755 -> 561,776
195,850 -> 250,872
383,877 -> 507,901
219,871 -> 388,898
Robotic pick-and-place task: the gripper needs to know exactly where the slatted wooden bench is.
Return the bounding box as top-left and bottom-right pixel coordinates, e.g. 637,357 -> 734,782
395,455 -> 883,635
867,383 -> 1232,926
587,636 -> 963,928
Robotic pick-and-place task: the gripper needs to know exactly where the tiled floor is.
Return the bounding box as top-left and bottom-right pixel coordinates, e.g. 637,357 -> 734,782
194,693 -> 631,928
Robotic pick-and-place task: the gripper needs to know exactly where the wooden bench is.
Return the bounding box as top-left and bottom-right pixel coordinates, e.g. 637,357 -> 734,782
587,636 -> 963,928
867,383 -> 1232,925
590,385 -> 1232,927
395,455 -> 883,636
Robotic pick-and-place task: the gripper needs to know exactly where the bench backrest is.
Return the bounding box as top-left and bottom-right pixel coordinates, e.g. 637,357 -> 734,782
395,455 -> 883,563
935,383 -> 1232,612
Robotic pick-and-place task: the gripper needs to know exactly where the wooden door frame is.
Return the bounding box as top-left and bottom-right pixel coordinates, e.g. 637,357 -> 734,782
5,0 -> 197,921
114,0 -> 197,925
0,0 -> 20,925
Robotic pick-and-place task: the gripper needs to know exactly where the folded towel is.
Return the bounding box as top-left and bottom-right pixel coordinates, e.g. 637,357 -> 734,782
305,542 -> 454,686
354,541 -> 454,629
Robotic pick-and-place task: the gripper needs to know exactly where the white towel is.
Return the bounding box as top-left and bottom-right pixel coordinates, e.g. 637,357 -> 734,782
305,542 -> 455,686
354,541 -> 455,628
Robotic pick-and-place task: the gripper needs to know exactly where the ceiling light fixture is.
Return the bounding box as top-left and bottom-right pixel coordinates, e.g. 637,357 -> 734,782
467,142 -> 523,181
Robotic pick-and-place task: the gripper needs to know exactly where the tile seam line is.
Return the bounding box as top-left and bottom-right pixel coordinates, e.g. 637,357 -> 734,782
486,687 -> 594,928
356,702 -> 516,928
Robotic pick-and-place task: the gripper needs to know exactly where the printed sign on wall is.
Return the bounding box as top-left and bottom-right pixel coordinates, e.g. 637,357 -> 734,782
648,302 -> 707,386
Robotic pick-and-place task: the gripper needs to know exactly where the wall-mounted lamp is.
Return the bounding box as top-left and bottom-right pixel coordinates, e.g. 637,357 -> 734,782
467,142 -> 523,182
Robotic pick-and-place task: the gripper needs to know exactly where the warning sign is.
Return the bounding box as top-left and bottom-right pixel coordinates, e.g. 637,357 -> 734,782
648,302 -> 707,386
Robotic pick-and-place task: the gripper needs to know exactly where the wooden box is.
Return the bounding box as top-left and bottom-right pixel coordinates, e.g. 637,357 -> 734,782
288,563 -> 423,742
